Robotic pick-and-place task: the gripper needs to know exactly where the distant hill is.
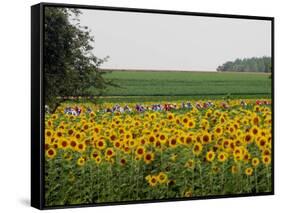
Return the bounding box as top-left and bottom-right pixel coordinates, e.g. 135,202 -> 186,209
217,56 -> 271,73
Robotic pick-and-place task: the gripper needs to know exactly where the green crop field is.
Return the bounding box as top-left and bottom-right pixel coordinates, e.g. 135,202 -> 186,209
88,70 -> 271,102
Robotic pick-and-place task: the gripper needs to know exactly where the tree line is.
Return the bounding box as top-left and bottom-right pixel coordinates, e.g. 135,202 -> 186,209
217,56 -> 271,73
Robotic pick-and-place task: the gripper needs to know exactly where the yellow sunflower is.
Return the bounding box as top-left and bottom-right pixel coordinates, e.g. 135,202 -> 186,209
184,135 -> 193,146
105,148 -> 115,158
77,157 -> 86,166
192,142 -> 203,156
206,150 -> 215,162
96,138 -> 107,150
257,137 -> 268,150
76,142 -> 86,153
184,159 -> 195,169
135,146 -> 145,157
109,132 -> 117,142
146,175 -> 158,187
95,155 -> 102,165
252,157 -> 260,167
157,172 -> 168,184
243,133 -> 253,144
144,152 -> 155,164
250,126 -> 259,137
201,132 -> 211,144
169,137 -> 178,148
45,129 -> 53,138
182,116 -> 189,126
231,165 -> 238,174
158,133 -> 168,144
251,114 -> 260,126
90,150 -> 100,160
58,139 -> 69,150
217,152 -> 228,163
46,148 -> 56,159
113,140 -> 122,149
167,113 -> 175,121
214,126 -> 223,137
245,167 -> 253,176
262,155 -> 271,166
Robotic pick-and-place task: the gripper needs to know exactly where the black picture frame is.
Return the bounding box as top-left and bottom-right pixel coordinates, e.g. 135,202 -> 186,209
31,2 -> 274,210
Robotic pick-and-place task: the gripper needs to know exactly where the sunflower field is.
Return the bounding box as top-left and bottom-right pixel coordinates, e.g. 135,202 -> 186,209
44,99 -> 272,206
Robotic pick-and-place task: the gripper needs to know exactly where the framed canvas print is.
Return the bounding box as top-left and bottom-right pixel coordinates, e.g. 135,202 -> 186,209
31,2 -> 274,209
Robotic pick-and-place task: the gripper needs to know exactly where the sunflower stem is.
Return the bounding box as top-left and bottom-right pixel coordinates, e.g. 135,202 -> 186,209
109,163 -> 112,202
191,167 -> 194,195
116,152 -> 121,201
254,167 -> 258,193
184,170 -> 187,195
246,175 -> 250,193
266,165 -> 270,192
198,159 -> 204,196
90,163 -> 94,202
130,150 -> 134,200
238,163 -> 241,193
136,161 -> 140,200
210,163 -> 213,194
97,165 -> 100,202
221,163 -> 225,194
160,148 -> 163,168
133,158 -> 137,200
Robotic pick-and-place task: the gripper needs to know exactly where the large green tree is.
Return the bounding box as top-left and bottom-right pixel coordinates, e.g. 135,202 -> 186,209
44,7 -> 110,111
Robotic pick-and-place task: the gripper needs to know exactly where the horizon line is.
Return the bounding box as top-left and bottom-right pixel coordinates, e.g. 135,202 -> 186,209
99,68 -> 271,74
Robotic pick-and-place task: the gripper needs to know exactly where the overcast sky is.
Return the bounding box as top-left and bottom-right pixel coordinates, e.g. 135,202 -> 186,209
78,9 -> 271,71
